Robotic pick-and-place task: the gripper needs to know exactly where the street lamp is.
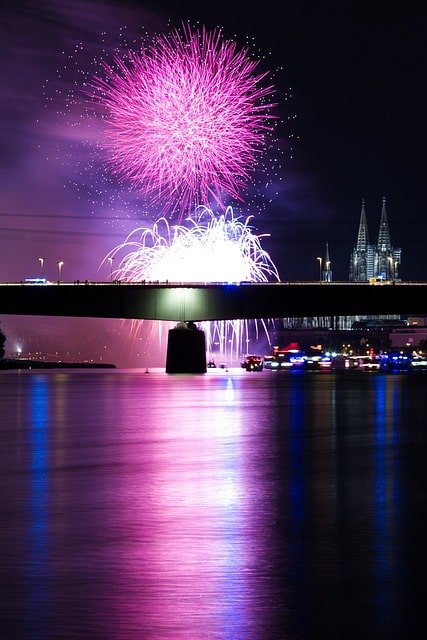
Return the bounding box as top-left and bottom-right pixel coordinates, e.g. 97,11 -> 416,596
316,256 -> 322,282
38,257 -> 44,278
57,261 -> 64,282
388,256 -> 394,280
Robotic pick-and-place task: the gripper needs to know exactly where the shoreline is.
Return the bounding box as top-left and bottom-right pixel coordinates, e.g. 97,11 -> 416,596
0,359 -> 116,370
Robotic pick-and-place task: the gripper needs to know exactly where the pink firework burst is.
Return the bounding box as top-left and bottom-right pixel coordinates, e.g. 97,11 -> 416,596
89,23 -> 277,220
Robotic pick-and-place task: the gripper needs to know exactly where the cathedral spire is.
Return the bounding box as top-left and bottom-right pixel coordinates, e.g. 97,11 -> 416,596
377,195 -> 392,251
356,198 -> 369,251
350,197 -> 402,282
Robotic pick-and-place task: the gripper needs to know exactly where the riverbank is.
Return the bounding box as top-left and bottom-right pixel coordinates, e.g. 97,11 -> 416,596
0,359 -> 116,370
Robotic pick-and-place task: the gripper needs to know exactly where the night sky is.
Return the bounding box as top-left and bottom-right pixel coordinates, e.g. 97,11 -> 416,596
1,0 -> 426,363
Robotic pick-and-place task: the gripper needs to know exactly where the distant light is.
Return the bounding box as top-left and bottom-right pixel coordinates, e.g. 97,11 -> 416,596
24,277 -> 47,284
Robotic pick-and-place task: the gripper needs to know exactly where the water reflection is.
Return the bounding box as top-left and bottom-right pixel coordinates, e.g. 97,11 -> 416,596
26,374 -> 50,638
373,375 -> 401,630
101,373 -> 287,638
0,370 -> 426,638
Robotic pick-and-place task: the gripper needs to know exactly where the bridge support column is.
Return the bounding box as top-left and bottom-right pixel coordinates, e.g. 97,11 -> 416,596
165,322 -> 207,374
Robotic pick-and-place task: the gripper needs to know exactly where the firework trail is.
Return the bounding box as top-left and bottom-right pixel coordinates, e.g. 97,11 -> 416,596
89,23 -> 277,221
101,206 -> 280,363
106,205 -> 279,283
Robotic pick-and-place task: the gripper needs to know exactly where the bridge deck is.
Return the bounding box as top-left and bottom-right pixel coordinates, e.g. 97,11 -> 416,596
1,281 -> 427,322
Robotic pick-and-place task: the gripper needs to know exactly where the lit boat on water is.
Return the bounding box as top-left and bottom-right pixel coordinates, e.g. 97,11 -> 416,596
261,341 -> 427,373
241,354 -> 263,371
335,355 -> 382,371
263,342 -> 333,371
263,343 -> 302,369
378,351 -> 427,372
410,355 -> 427,370
380,352 -> 411,371
263,351 -> 298,369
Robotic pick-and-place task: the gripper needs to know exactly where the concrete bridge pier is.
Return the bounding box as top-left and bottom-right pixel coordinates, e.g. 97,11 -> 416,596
165,322 -> 207,374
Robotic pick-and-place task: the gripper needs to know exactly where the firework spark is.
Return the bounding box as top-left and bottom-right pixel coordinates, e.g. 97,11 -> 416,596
105,205 -> 279,283
89,23 -> 277,220
101,205 -> 280,362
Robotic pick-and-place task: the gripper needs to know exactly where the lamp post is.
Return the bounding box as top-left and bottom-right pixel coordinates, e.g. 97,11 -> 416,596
316,256 -> 322,282
388,256 -> 393,281
57,261 -> 64,282
38,257 -> 44,278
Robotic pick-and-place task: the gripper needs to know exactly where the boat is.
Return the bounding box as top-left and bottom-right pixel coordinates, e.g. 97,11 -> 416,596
263,342 -> 307,370
410,355 -> 427,370
241,354 -> 263,371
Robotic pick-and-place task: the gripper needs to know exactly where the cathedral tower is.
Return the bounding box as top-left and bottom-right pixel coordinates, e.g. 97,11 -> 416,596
349,199 -> 374,281
374,196 -> 401,280
349,197 -> 401,282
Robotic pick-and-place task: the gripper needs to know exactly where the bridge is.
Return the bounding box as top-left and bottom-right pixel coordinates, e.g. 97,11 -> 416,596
2,280 -> 427,322
3,280 -> 427,373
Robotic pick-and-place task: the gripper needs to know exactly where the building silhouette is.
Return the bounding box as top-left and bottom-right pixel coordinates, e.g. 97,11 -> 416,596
349,197 -> 401,282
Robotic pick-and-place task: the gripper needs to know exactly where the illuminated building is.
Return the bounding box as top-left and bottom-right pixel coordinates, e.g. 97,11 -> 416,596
349,197 -> 402,282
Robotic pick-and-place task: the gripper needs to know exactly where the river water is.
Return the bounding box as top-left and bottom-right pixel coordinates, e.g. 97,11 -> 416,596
1,367 -> 426,639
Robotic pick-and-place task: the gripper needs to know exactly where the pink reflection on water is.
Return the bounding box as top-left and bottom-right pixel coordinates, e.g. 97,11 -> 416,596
104,374 -> 271,639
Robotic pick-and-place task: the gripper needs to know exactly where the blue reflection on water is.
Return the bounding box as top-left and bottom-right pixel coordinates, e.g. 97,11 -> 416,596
288,372 -> 309,634
373,374 -> 400,630
289,372 -> 306,521
26,375 -> 50,638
